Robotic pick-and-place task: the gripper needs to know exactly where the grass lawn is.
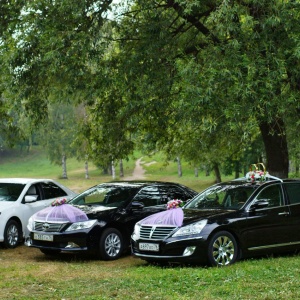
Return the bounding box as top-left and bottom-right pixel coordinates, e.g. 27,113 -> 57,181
0,148 -> 299,299
0,245 -> 299,300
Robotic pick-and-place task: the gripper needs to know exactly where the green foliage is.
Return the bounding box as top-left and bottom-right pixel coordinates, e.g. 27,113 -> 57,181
1,0 -> 300,180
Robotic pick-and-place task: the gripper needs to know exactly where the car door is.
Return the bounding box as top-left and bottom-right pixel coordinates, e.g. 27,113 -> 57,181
241,183 -> 292,252
22,182 -> 69,222
283,182 -> 300,244
130,185 -> 166,219
122,185 -> 165,233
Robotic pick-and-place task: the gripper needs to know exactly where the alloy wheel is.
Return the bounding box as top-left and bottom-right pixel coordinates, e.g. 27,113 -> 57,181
208,231 -> 238,266
104,232 -> 121,257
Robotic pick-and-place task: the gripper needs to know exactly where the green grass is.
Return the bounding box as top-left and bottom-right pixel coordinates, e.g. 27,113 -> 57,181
0,246 -> 300,300
1,148 -> 299,300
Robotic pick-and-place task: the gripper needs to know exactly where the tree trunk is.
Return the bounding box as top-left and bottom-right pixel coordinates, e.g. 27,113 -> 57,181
177,156 -> 182,177
85,160 -> 89,179
111,160 -> 116,180
213,162 -> 221,183
120,159 -> 124,177
61,154 -> 68,179
259,118 -> 289,178
234,161 -> 240,179
194,167 -> 198,177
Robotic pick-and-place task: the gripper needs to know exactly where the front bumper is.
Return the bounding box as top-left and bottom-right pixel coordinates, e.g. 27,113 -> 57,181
26,227 -> 101,253
131,235 -> 209,264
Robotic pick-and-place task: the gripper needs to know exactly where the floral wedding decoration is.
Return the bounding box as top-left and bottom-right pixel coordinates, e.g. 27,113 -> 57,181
246,163 -> 268,183
51,197 -> 67,206
167,199 -> 184,210
31,197 -> 88,223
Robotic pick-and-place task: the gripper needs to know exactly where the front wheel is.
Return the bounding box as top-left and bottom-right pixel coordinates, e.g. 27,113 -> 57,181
4,220 -> 22,248
99,228 -> 124,260
208,231 -> 238,266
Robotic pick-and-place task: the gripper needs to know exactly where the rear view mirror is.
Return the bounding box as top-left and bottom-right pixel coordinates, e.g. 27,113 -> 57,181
25,195 -> 38,203
161,195 -> 169,204
250,199 -> 269,211
131,201 -> 145,210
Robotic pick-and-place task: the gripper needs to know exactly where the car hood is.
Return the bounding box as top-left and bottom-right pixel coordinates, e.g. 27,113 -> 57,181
181,208 -> 233,226
74,205 -> 118,218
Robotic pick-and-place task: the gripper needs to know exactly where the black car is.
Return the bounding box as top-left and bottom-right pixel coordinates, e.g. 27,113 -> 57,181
26,181 -> 197,260
131,174 -> 300,266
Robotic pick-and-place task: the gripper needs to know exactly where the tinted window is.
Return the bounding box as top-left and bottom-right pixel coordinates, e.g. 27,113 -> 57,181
0,183 -> 25,202
256,184 -> 283,207
186,184 -> 254,210
285,183 -> 300,204
70,185 -> 138,207
40,182 -> 67,199
158,185 -> 191,204
133,186 -> 161,206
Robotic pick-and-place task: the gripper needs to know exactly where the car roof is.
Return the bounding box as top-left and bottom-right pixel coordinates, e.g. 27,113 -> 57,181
0,178 -> 55,184
97,181 -> 184,187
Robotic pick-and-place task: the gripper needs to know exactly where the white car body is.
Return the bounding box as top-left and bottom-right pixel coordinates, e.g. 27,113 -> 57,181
0,178 -> 77,247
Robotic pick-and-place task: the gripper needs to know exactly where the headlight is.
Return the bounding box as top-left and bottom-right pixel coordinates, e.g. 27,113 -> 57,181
65,220 -> 97,232
131,223 -> 141,241
172,220 -> 207,237
27,216 -> 34,231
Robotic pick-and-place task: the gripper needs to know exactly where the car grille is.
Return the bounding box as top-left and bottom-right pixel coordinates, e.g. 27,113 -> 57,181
140,225 -> 176,240
34,221 -> 66,232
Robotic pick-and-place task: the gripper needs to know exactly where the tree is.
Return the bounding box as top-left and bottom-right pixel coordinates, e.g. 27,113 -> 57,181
38,103 -> 78,179
109,0 -> 300,178
2,0 -> 300,180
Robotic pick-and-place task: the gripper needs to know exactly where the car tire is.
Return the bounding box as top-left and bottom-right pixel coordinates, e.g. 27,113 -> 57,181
4,220 -> 22,249
99,228 -> 124,260
40,249 -> 61,256
208,231 -> 238,266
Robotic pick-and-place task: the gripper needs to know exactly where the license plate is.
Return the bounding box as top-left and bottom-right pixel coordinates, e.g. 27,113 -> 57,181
139,242 -> 159,252
33,233 -> 54,242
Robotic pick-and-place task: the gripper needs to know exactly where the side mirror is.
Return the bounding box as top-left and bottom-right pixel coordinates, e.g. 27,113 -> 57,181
161,195 -> 169,204
130,201 -> 145,210
249,199 -> 269,211
25,195 -> 38,203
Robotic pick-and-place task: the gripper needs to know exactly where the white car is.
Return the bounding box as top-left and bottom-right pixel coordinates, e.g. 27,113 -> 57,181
0,178 -> 76,248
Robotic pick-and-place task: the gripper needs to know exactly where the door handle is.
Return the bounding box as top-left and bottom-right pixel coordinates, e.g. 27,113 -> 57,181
278,211 -> 289,216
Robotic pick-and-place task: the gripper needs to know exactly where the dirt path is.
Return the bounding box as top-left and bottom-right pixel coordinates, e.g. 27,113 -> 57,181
123,157 -> 146,180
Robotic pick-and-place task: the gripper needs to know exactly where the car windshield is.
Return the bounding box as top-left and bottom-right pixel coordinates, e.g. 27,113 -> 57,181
69,185 -> 140,207
185,183 -> 256,210
0,183 -> 25,202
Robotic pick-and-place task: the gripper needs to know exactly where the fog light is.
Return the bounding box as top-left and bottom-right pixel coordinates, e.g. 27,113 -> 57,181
183,246 -> 196,256
65,242 -> 80,249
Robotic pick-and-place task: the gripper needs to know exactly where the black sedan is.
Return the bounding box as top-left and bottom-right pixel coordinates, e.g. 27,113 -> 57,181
26,181 -> 197,260
131,175 -> 300,266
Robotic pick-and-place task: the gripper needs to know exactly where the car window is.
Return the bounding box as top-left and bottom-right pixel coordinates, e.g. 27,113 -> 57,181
104,188 -> 134,206
186,184 -> 254,210
40,182 -> 68,199
71,187 -> 109,205
223,188 -> 249,208
185,185 -> 227,209
158,185 -> 191,204
0,183 -> 25,202
255,184 -> 283,207
133,186 -> 161,206
70,186 -> 138,207
26,184 -> 41,201
285,183 -> 300,205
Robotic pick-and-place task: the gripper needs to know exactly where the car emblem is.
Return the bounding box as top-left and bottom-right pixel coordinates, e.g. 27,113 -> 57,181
149,226 -> 156,238
42,223 -> 50,231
